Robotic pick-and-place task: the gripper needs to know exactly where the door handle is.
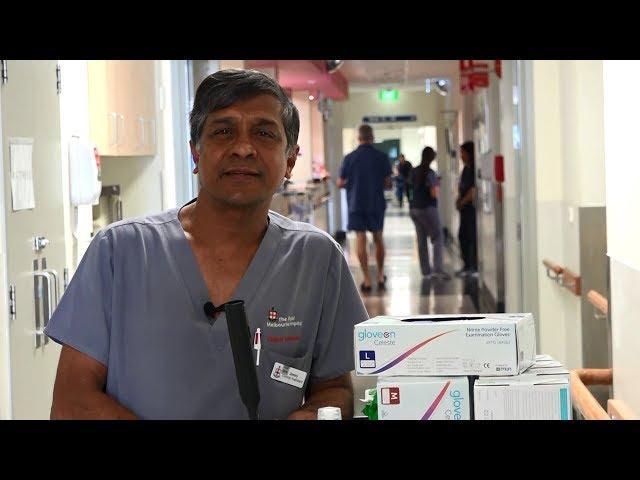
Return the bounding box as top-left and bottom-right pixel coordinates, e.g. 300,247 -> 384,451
41,270 -> 59,345
32,271 -> 53,347
42,268 -> 59,309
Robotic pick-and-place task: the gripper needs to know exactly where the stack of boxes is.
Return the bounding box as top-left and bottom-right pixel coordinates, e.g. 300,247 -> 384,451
354,314 -> 571,420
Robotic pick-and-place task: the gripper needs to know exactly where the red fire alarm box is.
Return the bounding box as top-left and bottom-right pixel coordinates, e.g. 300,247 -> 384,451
494,154 -> 504,183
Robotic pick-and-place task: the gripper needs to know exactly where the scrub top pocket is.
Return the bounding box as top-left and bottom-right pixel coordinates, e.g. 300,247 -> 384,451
257,348 -> 313,420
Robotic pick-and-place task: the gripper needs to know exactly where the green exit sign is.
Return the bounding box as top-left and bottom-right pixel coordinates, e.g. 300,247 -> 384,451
378,89 -> 399,102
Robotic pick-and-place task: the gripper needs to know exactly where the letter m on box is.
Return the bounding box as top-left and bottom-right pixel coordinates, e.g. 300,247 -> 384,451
381,387 -> 400,405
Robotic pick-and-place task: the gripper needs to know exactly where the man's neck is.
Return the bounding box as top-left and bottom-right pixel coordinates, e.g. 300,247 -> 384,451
181,192 -> 270,247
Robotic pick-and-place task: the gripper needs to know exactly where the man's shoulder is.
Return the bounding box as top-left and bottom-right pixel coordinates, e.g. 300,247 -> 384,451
268,211 -> 343,252
97,209 -> 176,240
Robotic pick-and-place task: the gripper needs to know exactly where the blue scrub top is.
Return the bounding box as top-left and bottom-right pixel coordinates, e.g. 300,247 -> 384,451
45,203 -> 368,419
339,144 -> 392,214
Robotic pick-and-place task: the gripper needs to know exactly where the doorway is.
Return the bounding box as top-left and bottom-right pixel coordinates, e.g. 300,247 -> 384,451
374,138 -> 400,168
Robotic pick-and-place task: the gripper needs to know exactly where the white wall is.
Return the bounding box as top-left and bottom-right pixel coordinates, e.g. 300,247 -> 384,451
529,61 -> 606,368
603,60 -> 640,414
58,60 -> 94,269
310,100 -> 325,176
323,99 -> 345,234
290,91 -> 312,183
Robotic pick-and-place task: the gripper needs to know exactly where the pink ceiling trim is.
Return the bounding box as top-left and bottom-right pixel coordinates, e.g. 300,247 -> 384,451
246,60 -> 349,100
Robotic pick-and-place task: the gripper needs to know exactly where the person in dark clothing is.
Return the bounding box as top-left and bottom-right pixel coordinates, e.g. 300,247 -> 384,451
455,141 -> 478,277
393,162 -> 405,207
409,147 -> 450,279
397,154 -> 413,207
337,124 -> 393,292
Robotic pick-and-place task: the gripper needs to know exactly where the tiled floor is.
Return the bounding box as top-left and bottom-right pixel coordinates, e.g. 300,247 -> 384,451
341,202 -> 479,416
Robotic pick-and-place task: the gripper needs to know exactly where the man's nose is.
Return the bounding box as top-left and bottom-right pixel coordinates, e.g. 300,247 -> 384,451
230,129 -> 257,158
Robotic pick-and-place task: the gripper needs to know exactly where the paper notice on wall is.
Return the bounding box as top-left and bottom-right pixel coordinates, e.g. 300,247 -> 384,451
9,138 -> 35,211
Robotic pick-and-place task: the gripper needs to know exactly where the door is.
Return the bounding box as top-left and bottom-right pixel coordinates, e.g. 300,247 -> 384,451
474,72 -> 506,313
1,60 -> 66,419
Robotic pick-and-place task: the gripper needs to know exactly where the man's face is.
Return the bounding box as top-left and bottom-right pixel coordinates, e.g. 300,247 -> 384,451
191,94 -> 298,208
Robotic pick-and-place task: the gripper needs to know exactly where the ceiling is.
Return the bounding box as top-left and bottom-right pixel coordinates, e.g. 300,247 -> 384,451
339,60 -> 460,91
246,60 -> 349,100
244,60 -> 462,98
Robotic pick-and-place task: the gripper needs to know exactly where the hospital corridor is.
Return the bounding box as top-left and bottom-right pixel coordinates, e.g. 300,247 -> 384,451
0,59 -> 638,423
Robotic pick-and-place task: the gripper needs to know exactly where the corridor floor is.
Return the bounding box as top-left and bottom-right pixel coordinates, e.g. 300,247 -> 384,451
341,202 -> 479,417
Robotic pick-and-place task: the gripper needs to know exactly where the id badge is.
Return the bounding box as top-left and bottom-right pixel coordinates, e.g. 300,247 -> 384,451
270,362 -> 307,389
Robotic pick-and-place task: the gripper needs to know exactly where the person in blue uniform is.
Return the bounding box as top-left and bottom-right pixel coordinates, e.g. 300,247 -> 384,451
45,69 -> 369,420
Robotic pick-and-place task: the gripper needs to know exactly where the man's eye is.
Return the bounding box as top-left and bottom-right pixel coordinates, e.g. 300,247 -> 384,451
214,128 -> 231,135
258,130 -> 276,138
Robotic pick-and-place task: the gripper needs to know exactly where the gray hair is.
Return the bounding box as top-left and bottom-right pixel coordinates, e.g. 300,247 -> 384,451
189,69 -> 300,155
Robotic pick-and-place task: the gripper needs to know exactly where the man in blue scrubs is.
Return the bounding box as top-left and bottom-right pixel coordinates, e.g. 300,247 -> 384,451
45,69 -> 369,420
337,125 -> 392,292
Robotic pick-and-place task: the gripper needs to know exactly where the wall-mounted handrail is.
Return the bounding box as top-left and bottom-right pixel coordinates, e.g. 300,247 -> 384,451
573,368 -> 612,385
607,399 -> 637,420
561,267 -> 582,296
542,259 -> 581,295
543,259 -> 564,281
587,289 -> 608,316
570,369 -> 611,420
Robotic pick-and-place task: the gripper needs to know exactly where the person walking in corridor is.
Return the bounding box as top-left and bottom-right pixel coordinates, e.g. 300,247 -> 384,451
456,141 -> 478,277
409,147 -> 450,280
338,124 -> 393,292
396,153 -> 413,207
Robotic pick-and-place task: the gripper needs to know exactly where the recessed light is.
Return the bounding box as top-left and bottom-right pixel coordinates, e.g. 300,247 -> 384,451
308,95 -> 315,101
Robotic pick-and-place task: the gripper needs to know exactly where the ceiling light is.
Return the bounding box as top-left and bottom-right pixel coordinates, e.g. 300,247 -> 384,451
308,94 -> 315,101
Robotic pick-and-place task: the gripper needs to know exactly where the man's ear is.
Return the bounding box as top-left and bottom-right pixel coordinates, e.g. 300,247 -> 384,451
284,145 -> 299,179
190,140 -> 199,174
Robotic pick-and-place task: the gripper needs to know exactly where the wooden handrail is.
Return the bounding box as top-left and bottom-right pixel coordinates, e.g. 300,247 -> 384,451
573,368 -> 612,385
561,267 -> 582,296
587,290 -> 608,315
570,369 -> 611,420
608,399 -> 638,420
543,259 -> 564,276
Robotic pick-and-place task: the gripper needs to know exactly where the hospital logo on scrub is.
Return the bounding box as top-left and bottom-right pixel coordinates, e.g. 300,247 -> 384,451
266,306 -> 302,328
